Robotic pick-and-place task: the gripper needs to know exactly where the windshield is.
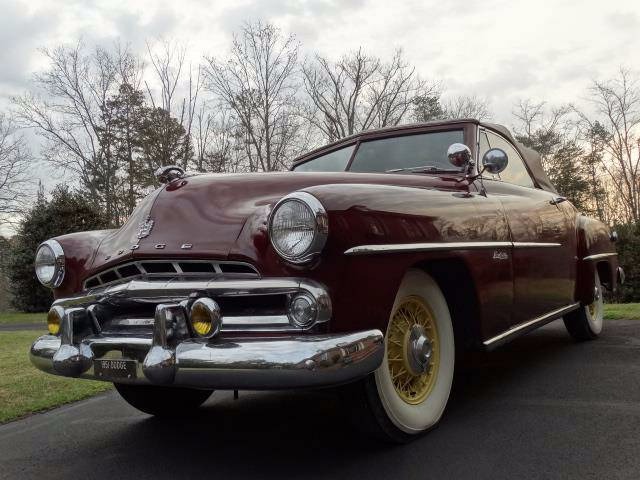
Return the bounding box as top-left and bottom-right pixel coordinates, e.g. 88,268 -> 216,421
349,130 -> 464,173
292,130 -> 464,173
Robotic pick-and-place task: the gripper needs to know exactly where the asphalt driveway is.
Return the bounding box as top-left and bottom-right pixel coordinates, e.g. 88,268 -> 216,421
2,319 -> 639,480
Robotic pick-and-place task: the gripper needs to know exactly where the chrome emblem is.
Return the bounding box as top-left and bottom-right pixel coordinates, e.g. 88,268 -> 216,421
493,250 -> 508,260
137,217 -> 155,239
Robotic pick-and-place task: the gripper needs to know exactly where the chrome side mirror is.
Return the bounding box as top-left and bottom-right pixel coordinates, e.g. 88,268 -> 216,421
447,143 -> 472,169
481,148 -> 508,174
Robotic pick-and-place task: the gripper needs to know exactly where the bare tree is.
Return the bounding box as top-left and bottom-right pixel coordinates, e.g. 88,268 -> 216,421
0,114 -> 31,226
203,22 -> 306,172
512,100 -> 595,214
12,42 -> 141,226
145,40 -> 202,169
303,48 -> 434,142
575,68 -> 640,223
442,95 -> 492,121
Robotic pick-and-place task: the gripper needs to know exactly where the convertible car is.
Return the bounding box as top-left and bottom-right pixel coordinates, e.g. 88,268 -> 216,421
30,119 -> 622,442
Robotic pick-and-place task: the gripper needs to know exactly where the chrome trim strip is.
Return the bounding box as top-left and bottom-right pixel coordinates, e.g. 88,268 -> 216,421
583,252 -> 618,261
513,242 -> 561,248
344,241 -> 562,255
483,303 -> 580,347
344,241 -> 512,255
30,329 -> 384,390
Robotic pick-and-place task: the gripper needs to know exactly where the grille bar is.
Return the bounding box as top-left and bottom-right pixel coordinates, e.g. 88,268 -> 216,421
84,259 -> 259,290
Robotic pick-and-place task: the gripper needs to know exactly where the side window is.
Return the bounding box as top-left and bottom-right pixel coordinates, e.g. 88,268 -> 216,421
485,131 -> 535,188
293,145 -> 355,172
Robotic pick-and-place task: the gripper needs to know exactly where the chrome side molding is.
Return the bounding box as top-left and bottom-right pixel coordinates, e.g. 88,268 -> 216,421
583,252 -> 618,261
344,241 -> 561,256
483,303 -> 580,349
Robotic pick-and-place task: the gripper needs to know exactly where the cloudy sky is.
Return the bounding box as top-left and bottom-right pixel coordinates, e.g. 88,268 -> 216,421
0,0 -> 638,213
2,0 -> 639,119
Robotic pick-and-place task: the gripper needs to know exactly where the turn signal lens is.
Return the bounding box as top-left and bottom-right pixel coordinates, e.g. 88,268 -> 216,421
189,298 -> 221,338
47,306 -> 64,335
288,293 -> 318,328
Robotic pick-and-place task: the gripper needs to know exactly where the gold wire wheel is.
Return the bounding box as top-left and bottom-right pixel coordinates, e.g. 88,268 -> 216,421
386,295 -> 440,405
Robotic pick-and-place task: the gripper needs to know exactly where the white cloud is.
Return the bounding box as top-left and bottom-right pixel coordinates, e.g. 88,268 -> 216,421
1,0 -> 639,208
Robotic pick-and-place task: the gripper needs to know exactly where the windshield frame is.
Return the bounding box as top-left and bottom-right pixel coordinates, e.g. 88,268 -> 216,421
291,121 -> 478,174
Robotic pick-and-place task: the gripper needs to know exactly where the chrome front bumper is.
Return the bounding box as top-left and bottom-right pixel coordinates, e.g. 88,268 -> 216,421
30,277 -> 384,389
30,329 -> 384,389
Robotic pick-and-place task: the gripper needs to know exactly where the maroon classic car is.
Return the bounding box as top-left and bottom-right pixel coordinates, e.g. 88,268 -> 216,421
30,119 -> 621,442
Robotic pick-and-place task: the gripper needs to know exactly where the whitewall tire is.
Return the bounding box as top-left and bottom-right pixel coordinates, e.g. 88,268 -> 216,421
350,269 -> 455,442
564,270 -> 604,341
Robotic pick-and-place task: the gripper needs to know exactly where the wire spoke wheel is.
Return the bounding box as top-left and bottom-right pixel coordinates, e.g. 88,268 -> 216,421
387,296 -> 440,405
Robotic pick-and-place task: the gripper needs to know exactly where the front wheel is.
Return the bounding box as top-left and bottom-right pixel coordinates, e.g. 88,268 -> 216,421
350,270 -> 455,443
114,383 -> 213,416
564,270 -> 604,341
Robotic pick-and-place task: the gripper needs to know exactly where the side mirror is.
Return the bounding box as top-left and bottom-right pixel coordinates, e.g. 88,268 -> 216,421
482,148 -> 508,174
447,143 -> 472,169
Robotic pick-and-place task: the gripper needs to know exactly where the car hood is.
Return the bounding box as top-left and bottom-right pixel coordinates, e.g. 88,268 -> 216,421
90,171 -> 466,271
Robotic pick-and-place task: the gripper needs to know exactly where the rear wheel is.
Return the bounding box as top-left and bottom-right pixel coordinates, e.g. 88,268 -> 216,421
114,383 -> 213,416
564,270 -> 604,341
350,270 -> 455,443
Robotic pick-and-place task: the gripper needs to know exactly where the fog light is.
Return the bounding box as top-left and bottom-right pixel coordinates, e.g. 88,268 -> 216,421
288,293 -> 318,328
47,306 -> 65,335
189,298 -> 221,338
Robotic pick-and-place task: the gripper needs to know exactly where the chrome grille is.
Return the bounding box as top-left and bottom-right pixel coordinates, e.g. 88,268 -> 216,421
83,259 -> 260,290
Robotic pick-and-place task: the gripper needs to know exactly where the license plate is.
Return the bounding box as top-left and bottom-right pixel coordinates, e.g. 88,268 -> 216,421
94,359 -> 137,379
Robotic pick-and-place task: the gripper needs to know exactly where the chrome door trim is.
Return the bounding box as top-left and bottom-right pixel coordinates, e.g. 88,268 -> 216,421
344,241 -> 560,256
513,242 -> 561,248
483,302 -> 580,348
583,252 -> 618,261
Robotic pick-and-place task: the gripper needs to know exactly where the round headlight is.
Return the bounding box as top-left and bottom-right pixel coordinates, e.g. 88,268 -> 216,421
35,240 -> 65,288
269,192 -> 328,264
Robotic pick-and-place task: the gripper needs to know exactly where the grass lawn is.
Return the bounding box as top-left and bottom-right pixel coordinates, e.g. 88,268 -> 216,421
0,331 -> 112,424
603,303 -> 640,320
0,312 -> 45,325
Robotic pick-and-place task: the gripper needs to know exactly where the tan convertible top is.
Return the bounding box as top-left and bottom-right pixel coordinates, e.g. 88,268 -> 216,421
483,122 -> 558,194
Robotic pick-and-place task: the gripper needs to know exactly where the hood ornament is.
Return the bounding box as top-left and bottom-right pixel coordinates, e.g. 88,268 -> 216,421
137,217 -> 155,239
155,165 -> 185,184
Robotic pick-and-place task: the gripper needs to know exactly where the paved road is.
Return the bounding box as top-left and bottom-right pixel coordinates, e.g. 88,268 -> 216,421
2,319 -> 639,480
0,323 -> 43,332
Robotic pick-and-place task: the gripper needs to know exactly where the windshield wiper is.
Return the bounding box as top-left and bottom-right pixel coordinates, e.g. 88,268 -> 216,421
385,165 -> 463,174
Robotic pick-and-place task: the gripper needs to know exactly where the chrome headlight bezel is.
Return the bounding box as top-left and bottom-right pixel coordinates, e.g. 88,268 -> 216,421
268,192 -> 328,264
35,239 -> 65,288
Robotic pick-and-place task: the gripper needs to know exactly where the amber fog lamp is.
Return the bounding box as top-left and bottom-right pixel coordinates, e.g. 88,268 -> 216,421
34,239 -> 65,288
47,306 -> 65,335
268,192 -> 328,264
189,298 -> 222,338
288,293 -> 318,328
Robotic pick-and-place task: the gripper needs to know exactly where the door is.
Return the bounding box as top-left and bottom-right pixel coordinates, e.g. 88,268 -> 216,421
480,129 -> 576,326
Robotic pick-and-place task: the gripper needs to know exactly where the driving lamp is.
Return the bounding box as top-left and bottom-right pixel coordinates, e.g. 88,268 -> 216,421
189,298 -> 222,338
47,306 -> 65,335
269,192 -> 328,264
34,240 -> 65,288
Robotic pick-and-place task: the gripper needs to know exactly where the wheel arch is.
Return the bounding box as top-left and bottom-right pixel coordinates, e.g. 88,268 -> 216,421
411,257 -> 482,352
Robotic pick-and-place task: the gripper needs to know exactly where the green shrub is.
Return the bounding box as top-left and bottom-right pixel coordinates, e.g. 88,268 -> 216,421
7,185 -> 109,312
